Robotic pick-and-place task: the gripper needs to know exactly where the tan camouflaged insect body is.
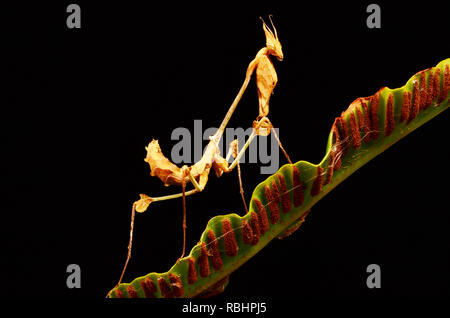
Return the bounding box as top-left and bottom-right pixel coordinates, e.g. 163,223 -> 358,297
114,17 -> 292,290
136,17 -> 284,212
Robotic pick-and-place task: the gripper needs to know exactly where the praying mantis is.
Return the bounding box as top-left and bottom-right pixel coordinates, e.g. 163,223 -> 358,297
113,16 -> 293,289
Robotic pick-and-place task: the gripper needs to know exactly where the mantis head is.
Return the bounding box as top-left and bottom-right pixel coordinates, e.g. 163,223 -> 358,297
261,16 -> 283,61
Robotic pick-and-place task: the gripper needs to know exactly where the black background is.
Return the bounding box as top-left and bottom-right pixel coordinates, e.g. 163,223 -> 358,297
4,1 -> 449,303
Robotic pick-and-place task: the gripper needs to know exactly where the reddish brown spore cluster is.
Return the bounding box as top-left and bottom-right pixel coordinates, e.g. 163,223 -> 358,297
187,257 -> 197,284
400,91 -> 411,123
356,107 -> 364,131
169,273 -> 184,297
127,285 -> 138,298
158,277 -> 174,298
253,198 -> 270,235
115,288 -> 125,298
248,211 -> 261,244
264,183 -> 280,224
155,275 -> 184,298
197,242 -> 210,278
361,99 -> 371,143
310,166 -> 323,196
222,218 -> 239,257
249,212 -> 261,243
189,233 -> 226,286
323,163 -> 333,186
409,79 -> 420,123
426,70 -> 434,107
141,276 -> 157,298
277,174 -> 292,213
349,112 -> 361,149
335,117 -> 349,153
207,230 -> 223,270
432,69 -> 441,102
440,64 -> 450,103
385,93 -> 395,136
292,166 -> 305,207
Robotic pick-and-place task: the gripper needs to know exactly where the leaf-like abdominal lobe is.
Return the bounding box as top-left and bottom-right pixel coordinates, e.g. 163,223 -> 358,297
109,59 -> 449,298
145,139 -> 184,186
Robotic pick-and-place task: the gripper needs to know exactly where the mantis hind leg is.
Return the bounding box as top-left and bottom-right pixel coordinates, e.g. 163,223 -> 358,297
177,182 -> 187,263
111,185 -> 188,293
113,170 -> 201,290
114,201 -> 137,291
